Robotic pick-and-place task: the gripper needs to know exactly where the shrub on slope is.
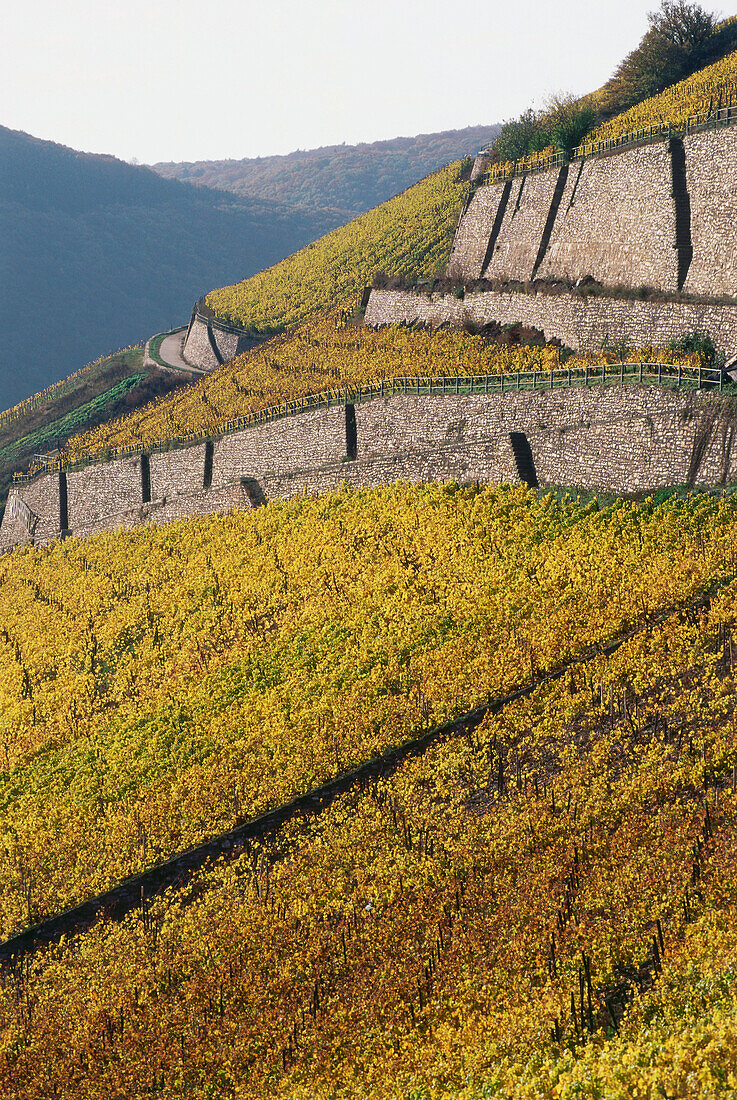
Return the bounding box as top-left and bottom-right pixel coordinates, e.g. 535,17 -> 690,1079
587,43 -> 737,143
491,39 -> 737,174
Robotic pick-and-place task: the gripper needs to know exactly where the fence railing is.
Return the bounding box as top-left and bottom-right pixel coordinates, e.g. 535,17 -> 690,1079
12,363 -> 725,485
480,95 -> 737,185
192,298 -> 260,339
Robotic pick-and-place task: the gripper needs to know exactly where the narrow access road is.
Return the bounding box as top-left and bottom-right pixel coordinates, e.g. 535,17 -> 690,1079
158,330 -> 205,374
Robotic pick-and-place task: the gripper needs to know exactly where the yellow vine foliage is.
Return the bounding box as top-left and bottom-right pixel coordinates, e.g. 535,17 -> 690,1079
588,46 -> 737,143
490,45 -> 737,178
204,160 -> 469,330
0,484 -> 736,1094
63,307 -> 697,461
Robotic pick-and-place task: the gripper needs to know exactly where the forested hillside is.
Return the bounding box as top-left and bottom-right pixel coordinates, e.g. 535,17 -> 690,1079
0,126 -> 338,409
152,125 -> 500,219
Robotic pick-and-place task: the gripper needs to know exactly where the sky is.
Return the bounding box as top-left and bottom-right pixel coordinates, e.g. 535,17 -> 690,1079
0,0 -> 697,165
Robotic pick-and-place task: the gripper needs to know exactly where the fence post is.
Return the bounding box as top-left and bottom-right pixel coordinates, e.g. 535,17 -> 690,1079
585,364 -> 589,387
678,363 -> 682,388
639,361 -> 643,385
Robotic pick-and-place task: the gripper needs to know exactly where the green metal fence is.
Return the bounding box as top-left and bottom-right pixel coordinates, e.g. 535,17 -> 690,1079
12,363 -> 726,485
481,98 -> 737,185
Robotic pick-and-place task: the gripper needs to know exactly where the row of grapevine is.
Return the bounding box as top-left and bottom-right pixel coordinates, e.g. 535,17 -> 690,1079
0,482 -> 732,944
0,527 -> 735,1095
487,47 -> 737,181
202,161 -> 469,330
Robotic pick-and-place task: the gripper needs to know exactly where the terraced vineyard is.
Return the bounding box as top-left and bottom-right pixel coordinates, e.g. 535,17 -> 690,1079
0,483 -> 736,1096
61,308 -> 697,463
588,45 -> 737,144
203,161 -> 469,331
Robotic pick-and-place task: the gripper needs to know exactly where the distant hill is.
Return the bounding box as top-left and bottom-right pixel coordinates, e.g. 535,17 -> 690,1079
0,126 -> 341,408
151,126 -> 500,218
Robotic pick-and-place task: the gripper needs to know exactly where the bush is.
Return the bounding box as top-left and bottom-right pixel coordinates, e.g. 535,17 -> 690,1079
493,108 -> 551,163
545,94 -> 598,156
668,330 -> 721,365
600,1 -> 719,116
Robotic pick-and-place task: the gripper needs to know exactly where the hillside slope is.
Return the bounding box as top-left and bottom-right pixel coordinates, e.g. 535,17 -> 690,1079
0,126 -> 339,409
0,485 -> 735,1095
0,346 -> 192,502
63,308 -> 696,462
152,125 -> 500,218
203,159 -> 470,331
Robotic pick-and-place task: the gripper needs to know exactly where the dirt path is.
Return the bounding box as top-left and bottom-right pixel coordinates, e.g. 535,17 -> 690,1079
144,329 -> 205,375
159,330 -> 202,373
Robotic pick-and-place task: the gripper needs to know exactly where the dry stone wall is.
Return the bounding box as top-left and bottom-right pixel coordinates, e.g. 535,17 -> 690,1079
211,406 -> 346,485
446,182 -> 510,280
67,455 -> 143,531
150,443 -> 209,500
365,287 -> 737,358
483,171 -> 564,282
683,126 -> 737,298
449,127 -> 737,298
2,384 -> 737,553
0,472 -> 62,548
182,314 -> 257,372
182,315 -> 220,370
537,143 -> 679,291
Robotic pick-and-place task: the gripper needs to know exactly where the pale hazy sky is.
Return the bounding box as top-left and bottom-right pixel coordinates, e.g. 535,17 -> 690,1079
0,0 -> 714,164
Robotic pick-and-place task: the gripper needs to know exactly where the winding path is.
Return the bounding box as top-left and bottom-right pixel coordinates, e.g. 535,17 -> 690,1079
144,328 -> 206,375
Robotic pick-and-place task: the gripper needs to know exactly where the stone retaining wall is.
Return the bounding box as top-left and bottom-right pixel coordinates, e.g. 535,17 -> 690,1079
683,127 -> 737,298
537,143 -> 679,291
365,286 -> 737,358
449,127 -> 737,297
484,171 -> 563,282
182,313 -> 257,371
3,384 -> 737,552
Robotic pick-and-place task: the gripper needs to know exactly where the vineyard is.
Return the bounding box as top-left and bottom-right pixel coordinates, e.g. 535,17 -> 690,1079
488,45 -> 737,179
203,161 -> 468,331
0,482 -> 736,1095
5,14 -> 737,1097
60,308 -> 698,463
588,45 -> 737,145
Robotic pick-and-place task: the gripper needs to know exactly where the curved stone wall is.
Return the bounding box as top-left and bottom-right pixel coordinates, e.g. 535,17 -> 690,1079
182,311 -> 260,371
